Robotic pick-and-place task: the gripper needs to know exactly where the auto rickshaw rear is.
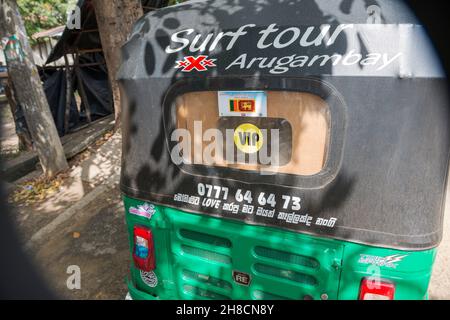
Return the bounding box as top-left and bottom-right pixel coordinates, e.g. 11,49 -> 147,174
119,0 -> 449,300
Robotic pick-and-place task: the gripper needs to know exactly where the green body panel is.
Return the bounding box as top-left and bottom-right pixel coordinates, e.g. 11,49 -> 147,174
124,196 -> 436,300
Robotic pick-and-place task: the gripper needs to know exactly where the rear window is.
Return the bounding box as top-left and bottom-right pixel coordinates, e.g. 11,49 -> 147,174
174,91 -> 330,176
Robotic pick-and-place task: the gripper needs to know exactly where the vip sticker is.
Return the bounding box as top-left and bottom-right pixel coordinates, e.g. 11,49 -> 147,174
175,55 -> 216,72
129,203 -> 156,219
234,123 -> 264,154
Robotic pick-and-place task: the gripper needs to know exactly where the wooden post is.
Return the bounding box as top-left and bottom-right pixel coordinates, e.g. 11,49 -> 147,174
0,0 -> 68,177
74,52 -> 92,123
63,53 -> 72,134
92,0 -> 144,129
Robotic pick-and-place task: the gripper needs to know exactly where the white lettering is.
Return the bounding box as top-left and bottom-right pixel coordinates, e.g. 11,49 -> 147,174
226,53 -> 247,70
165,29 -> 194,54
378,52 -> 402,70
274,27 -> 300,48
342,50 -> 362,65
257,23 -> 279,49
326,24 -> 354,46
300,25 -> 330,46
189,33 -> 215,52
225,24 -> 256,50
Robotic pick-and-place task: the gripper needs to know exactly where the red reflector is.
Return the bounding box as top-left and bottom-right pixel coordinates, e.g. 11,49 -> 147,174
359,278 -> 395,300
133,226 -> 156,272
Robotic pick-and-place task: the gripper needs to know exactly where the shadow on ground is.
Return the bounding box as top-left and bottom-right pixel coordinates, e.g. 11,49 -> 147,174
26,187 -> 130,300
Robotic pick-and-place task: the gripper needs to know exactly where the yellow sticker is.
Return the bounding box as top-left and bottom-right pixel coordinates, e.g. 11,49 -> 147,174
234,123 -> 264,154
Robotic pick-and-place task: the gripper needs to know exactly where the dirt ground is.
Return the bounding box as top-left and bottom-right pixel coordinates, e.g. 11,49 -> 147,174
26,187 -> 130,300
8,154 -> 129,299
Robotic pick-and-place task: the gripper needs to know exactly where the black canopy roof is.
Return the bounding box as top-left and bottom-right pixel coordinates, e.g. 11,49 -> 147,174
118,0 -> 449,250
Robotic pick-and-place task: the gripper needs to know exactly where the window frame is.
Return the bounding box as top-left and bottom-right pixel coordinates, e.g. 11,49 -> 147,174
162,76 -> 346,189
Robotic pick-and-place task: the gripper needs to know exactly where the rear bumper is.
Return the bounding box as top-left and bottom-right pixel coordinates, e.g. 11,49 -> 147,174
127,278 -> 158,300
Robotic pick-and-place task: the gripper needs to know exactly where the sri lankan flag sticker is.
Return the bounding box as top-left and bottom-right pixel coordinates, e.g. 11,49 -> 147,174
229,99 -> 256,113
218,91 -> 267,117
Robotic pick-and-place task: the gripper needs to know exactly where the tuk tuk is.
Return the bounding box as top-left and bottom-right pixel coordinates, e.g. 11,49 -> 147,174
118,0 -> 449,300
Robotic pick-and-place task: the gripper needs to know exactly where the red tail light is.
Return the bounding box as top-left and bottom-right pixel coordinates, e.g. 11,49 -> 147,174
359,278 -> 395,300
133,226 -> 156,272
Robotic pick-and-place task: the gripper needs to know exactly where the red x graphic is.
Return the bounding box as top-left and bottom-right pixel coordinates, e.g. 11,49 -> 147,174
175,55 -> 216,72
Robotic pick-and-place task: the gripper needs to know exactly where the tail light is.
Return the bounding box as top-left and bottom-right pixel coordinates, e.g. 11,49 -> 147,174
359,278 -> 395,300
133,226 -> 156,272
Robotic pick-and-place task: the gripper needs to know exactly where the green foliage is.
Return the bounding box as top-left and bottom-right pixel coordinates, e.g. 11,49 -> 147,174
17,0 -> 183,40
17,0 -> 77,38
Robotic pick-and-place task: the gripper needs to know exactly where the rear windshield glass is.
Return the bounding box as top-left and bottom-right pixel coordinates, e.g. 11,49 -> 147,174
174,91 -> 330,176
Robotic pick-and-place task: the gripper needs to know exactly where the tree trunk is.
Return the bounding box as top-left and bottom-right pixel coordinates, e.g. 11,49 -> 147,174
93,0 -> 144,129
4,77 -> 33,151
0,0 -> 68,177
